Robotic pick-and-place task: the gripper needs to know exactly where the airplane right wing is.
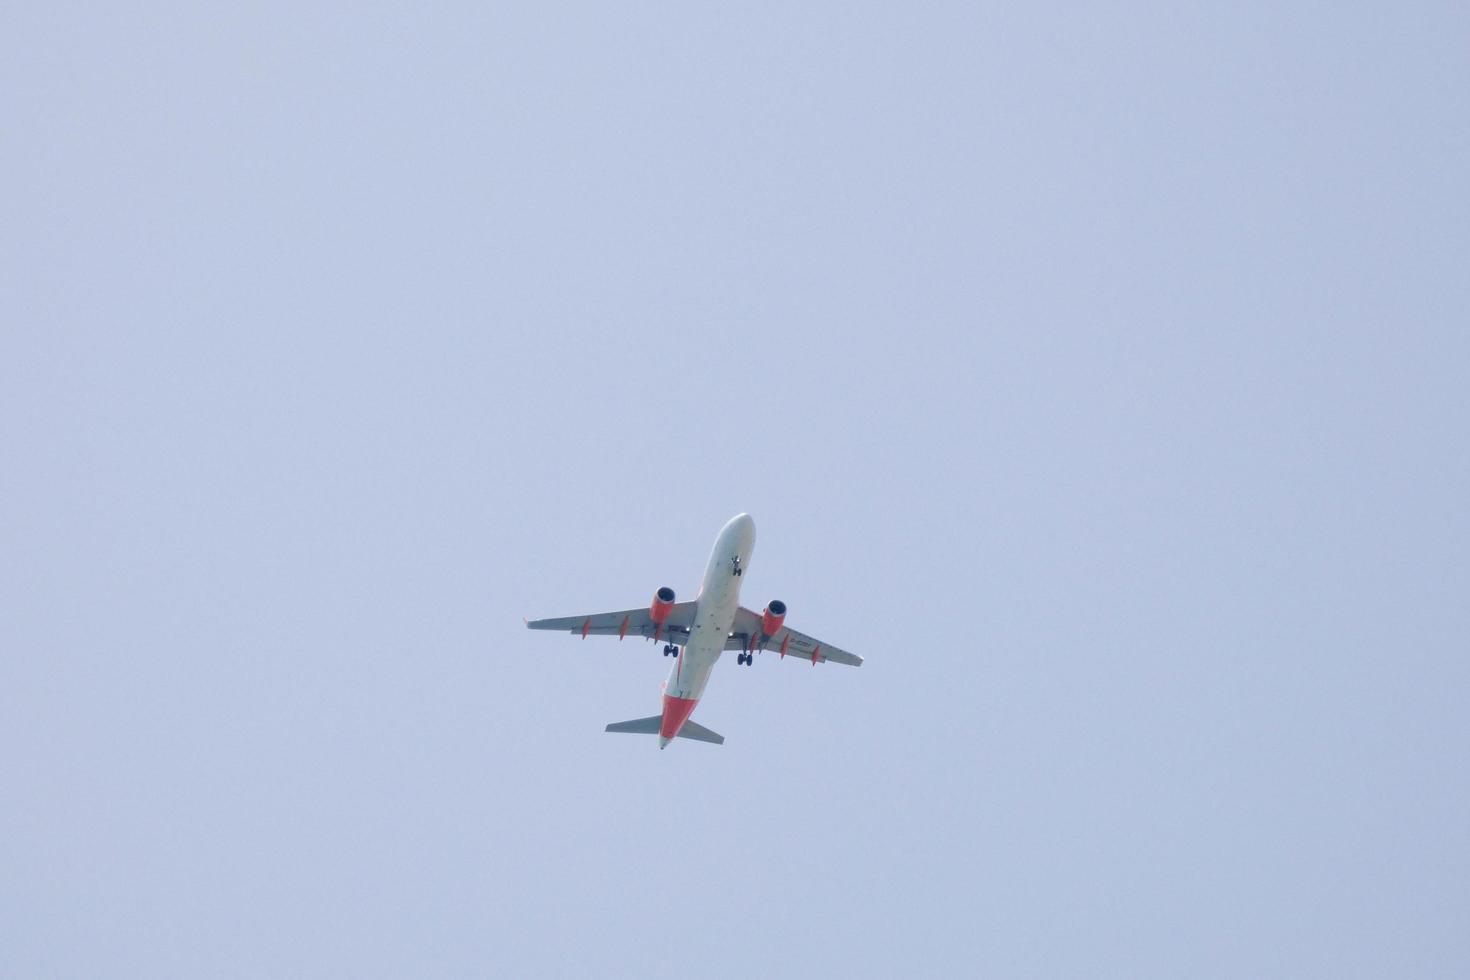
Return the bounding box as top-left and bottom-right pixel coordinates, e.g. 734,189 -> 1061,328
526,602 -> 698,642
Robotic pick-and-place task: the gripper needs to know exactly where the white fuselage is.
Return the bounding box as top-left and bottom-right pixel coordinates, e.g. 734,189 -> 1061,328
662,514 -> 755,712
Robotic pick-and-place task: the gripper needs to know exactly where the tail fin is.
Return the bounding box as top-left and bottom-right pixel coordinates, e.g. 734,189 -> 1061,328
604,716 -> 725,745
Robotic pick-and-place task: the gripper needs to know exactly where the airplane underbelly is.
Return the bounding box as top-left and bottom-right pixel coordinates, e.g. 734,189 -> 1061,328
666,597 -> 736,700
663,522 -> 749,704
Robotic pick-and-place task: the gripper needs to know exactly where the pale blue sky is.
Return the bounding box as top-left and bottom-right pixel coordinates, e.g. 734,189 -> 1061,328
3,2 -> 1467,977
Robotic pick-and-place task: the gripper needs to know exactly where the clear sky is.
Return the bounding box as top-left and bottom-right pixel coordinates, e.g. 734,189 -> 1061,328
3,2 -> 1467,977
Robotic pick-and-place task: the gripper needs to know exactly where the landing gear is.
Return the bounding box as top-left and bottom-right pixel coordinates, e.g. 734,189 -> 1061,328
736,651 -> 754,666
663,644 -> 678,657
731,556 -> 743,577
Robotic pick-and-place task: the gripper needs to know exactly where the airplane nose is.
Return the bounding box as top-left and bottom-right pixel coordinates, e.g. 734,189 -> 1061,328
726,513 -> 756,543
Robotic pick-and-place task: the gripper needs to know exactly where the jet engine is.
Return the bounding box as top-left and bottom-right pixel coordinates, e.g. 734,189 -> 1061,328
760,600 -> 787,637
649,587 -> 677,625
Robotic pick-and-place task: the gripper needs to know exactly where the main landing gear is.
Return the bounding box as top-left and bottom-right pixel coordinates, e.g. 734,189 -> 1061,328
736,651 -> 755,667
662,644 -> 679,658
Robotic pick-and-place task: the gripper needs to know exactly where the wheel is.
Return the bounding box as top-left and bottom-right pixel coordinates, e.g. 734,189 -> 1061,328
671,647 -> 679,658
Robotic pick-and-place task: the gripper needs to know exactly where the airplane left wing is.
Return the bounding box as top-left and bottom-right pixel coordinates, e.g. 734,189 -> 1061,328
526,602 -> 698,642
728,606 -> 863,666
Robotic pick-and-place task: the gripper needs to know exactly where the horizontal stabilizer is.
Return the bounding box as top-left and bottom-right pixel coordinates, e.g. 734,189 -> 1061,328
604,716 -> 725,745
605,716 -> 662,735
676,719 -> 724,745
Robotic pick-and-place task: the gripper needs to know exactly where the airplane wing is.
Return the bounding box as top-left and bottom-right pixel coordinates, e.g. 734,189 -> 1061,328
526,602 -> 698,642
728,606 -> 863,666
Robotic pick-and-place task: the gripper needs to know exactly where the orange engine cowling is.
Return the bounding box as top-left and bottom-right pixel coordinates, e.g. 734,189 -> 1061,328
649,587 -> 677,625
760,600 -> 787,637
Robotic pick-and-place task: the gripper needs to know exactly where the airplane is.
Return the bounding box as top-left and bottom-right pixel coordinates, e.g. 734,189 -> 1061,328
525,513 -> 861,748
